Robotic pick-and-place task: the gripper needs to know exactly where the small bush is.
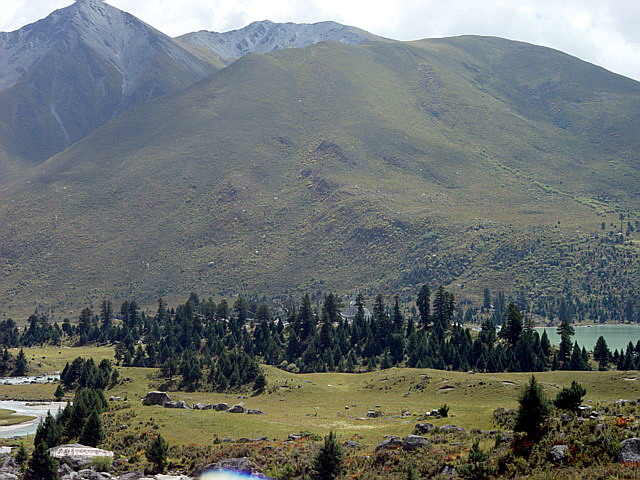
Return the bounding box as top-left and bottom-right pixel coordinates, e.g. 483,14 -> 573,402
438,404 -> 450,418
89,457 -> 112,472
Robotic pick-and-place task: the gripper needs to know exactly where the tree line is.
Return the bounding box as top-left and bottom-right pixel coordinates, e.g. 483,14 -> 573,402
2,285 -> 636,387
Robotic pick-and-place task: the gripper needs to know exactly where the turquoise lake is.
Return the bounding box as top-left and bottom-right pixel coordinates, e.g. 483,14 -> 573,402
535,325 -> 640,352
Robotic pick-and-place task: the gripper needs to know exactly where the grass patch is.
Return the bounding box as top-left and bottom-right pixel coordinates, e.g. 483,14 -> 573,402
0,408 -> 35,426
3,346 -> 640,447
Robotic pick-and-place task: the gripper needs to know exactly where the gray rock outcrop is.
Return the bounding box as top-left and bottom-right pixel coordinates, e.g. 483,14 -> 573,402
49,444 -> 114,463
201,457 -> 255,475
548,445 -> 569,464
375,436 -> 403,452
142,391 -> 172,406
404,435 -> 431,451
439,425 -> 466,435
228,404 -> 246,414
0,455 -> 19,480
620,438 -> 640,463
414,423 -> 436,434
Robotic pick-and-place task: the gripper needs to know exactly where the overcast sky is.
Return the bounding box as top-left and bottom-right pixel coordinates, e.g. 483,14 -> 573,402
2,0 -> 639,81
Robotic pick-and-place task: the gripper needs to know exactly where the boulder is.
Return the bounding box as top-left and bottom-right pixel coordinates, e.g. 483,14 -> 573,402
77,469 -> 109,480
175,401 -> 191,409
620,438 -> 640,463
548,445 -> 569,464
367,410 -> 384,418
439,425 -> 466,435
155,475 -> 192,480
343,441 -> 361,449
164,401 -> 179,409
117,473 -> 145,480
414,423 -> 436,434
254,436 -> 268,442
404,435 -> 431,451
142,391 -> 172,406
201,457 -> 255,475
214,403 -> 229,411
236,437 -> 253,443
49,444 -> 114,464
193,403 -> 213,410
0,456 -> 18,480
57,463 -> 73,477
109,396 -> 123,402
228,404 -> 246,414
441,466 -> 456,477
247,409 -> 265,415
375,436 -> 403,452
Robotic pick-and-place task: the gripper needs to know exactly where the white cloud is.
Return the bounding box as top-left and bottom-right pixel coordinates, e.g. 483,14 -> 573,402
1,0 -> 639,80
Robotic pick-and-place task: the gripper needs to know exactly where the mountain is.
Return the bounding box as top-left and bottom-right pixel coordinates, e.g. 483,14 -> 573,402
1,33 -> 639,316
177,20 -> 374,61
0,0 -> 221,177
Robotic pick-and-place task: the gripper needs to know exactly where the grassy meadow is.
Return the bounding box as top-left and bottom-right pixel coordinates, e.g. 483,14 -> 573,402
3,347 -> 640,447
0,409 -> 35,427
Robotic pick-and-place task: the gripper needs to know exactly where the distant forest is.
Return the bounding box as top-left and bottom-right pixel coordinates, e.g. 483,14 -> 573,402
1,284 -> 638,390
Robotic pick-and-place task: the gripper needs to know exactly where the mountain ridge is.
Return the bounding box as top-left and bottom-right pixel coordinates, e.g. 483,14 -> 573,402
0,0 -> 221,177
1,35 -> 639,316
177,19 -> 375,60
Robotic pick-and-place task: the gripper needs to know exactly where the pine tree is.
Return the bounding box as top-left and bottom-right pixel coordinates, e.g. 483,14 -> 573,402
15,443 -> 28,469
406,464 -> 419,480
25,441 -> 59,480
54,384 -> 64,401
253,372 -> 267,392
554,381 -> 587,413
14,349 -> 27,376
569,342 -> 586,370
392,296 -> 404,332
514,376 -> 549,440
147,434 -> 169,473
460,440 -> 490,480
34,411 -> 62,449
311,431 -> 344,480
500,304 -> 523,347
593,336 -> 610,369
79,410 -> 104,447
416,285 -> 431,328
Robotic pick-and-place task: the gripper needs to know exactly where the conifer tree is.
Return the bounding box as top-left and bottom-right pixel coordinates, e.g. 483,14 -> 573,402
34,411 -> 62,449
553,381 -> 586,413
147,434 -> 169,473
15,443 -> 28,469
25,441 -> 59,480
515,376 -> 549,440
311,431 -> 344,480
500,304 -> 523,347
406,464 -> 419,480
416,285 -> 431,328
593,336 -> 610,369
392,296 -> 404,332
14,349 -> 27,376
54,384 -> 64,401
79,409 -> 104,447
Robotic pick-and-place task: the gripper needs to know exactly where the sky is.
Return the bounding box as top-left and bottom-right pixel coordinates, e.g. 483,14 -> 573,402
1,0 -> 639,81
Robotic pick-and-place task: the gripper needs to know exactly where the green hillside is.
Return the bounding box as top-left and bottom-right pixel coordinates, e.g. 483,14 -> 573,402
1,36 -> 639,315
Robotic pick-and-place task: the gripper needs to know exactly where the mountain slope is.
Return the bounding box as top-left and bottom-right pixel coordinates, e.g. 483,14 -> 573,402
177,20 -> 374,60
0,0 -> 221,176
1,35 -> 639,315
